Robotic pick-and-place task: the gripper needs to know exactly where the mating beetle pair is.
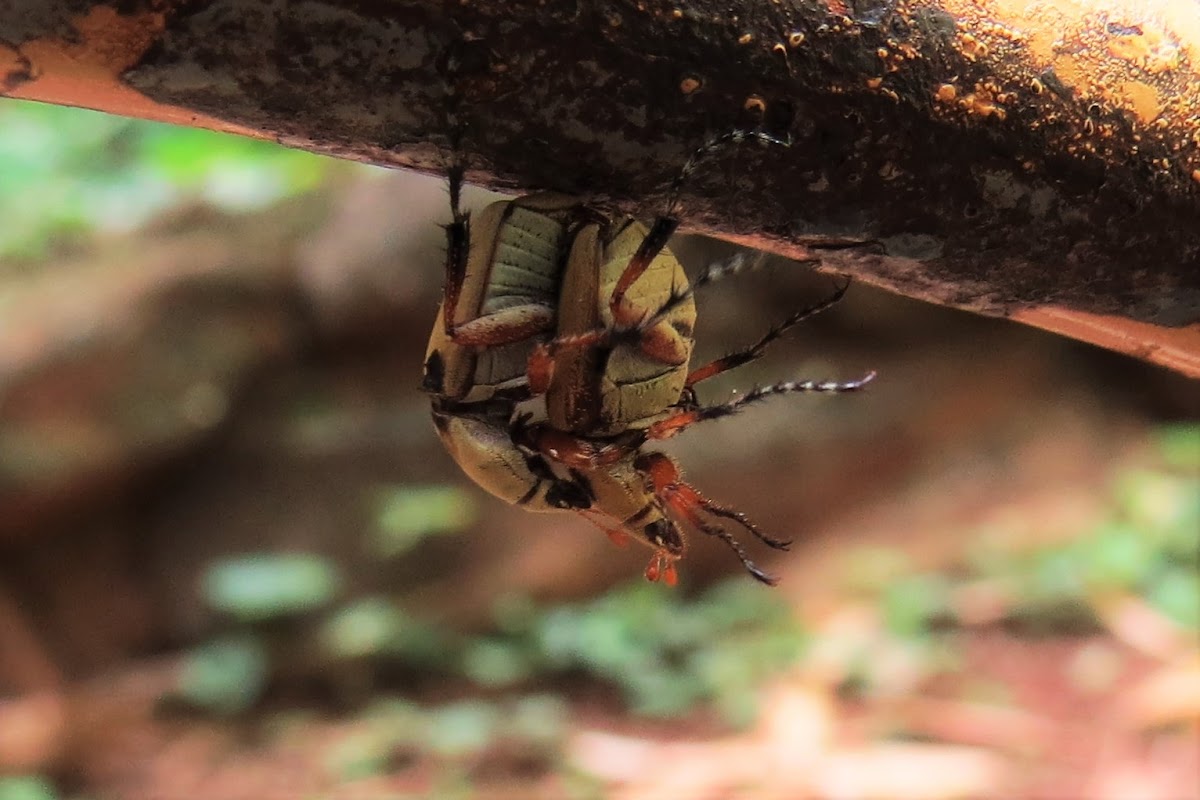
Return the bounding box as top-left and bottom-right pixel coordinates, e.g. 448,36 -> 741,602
422,135 -> 874,585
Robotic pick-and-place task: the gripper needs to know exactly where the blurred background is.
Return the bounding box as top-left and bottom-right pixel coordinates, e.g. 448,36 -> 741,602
0,98 -> 1196,800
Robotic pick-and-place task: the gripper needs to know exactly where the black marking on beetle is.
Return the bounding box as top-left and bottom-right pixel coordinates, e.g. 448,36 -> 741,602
422,350 -> 446,393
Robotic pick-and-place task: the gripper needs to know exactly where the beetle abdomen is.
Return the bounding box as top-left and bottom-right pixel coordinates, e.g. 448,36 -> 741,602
432,411 -> 565,512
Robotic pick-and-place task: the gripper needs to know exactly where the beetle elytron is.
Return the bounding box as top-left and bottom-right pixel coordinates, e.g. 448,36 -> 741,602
422,136 -> 874,585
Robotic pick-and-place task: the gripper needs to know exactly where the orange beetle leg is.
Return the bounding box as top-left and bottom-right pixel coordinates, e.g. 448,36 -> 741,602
526,425 -> 636,470
578,511 -> 631,548
526,343 -> 555,396
644,550 -> 679,586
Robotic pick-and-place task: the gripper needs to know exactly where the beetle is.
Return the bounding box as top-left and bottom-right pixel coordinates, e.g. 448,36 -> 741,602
422,135 -> 875,584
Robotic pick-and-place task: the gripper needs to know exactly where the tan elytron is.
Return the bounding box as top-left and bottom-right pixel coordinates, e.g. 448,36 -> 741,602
423,193 -> 588,403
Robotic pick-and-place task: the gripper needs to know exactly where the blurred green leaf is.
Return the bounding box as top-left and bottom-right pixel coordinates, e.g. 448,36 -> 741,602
177,634 -> 269,715
526,578 -> 802,720
505,694 -> 569,748
0,777 -> 57,800
491,592 -> 539,635
324,729 -> 393,782
0,99 -> 342,263
426,701 -> 501,758
1157,424 -> 1200,470
882,574 -> 951,637
1146,568 -> 1200,629
372,486 -> 475,557
624,667 -> 702,718
461,638 -> 533,688
362,697 -> 429,749
203,553 -> 341,622
1115,469 -> 1196,535
322,598 -> 407,659
382,614 -> 457,669
1081,523 -> 1156,591
1028,549 -> 1087,604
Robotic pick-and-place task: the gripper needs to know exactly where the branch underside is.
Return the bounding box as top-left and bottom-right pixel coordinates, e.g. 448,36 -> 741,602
2,0 -> 1198,375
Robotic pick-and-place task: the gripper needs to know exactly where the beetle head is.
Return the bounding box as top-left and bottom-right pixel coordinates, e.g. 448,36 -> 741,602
641,517 -> 684,557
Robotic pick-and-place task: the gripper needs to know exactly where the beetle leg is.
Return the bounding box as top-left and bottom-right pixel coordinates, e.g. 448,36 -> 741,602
526,342 -> 556,395
608,129 -> 791,324
607,129 -> 791,322
577,510 -> 681,588
634,452 -> 779,585
686,278 -> 850,387
579,501 -> 685,586
441,160 -> 472,340
445,304 -> 556,347
527,254 -> 763,370
608,216 -> 680,325
644,371 -> 877,440
601,251 -> 792,368
577,509 -> 632,547
644,550 -> 679,586
514,421 -> 637,470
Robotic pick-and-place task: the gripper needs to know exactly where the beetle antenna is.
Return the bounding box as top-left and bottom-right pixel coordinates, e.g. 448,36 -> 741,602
608,130 -> 792,323
638,251 -> 828,338
667,130 -> 792,217
690,514 -> 779,585
699,502 -> 791,551
685,277 -> 851,388
644,371 -> 876,440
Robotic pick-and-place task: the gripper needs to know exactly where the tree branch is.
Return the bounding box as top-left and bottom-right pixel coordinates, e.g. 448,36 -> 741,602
2,0 -> 1198,376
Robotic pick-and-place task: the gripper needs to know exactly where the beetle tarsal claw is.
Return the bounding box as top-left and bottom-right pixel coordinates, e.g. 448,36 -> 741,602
644,551 -> 679,586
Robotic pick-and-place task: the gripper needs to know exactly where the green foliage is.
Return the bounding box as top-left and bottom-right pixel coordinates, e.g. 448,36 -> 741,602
0,99 -> 343,263
0,777 -> 57,800
203,553 -> 341,622
1156,424 -> 1200,470
425,701 -> 503,758
372,485 -> 477,557
177,634 -> 270,715
174,424 -> 1197,758
505,694 -> 570,750
881,573 -> 952,637
525,579 -> 805,722
1146,565 -> 1200,630
322,597 -> 410,660
856,424 -> 1200,634
322,598 -> 454,669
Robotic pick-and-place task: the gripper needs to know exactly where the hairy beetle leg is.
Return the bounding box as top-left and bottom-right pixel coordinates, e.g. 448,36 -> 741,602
607,130 -> 793,352
578,511 -> 633,548
444,304 -> 556,347
514,422 -> 635,470
524,315 -> 688,398
608,216 -> 680,322
635,452 -> 782,584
